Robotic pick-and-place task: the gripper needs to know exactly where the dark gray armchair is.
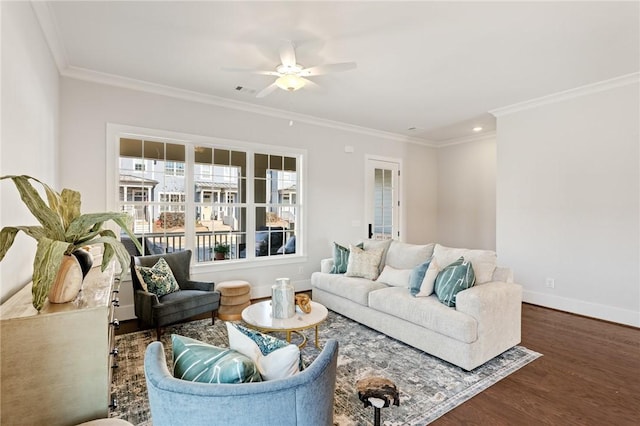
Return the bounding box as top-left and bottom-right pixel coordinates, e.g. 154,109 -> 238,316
130,250 -> 220,340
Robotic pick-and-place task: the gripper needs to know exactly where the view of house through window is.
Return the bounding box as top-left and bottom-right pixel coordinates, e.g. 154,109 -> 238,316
254,153 -> 297,258
117,137 -> 300,263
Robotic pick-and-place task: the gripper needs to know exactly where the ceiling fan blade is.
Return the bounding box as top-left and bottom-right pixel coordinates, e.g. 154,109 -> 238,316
300,62 -> 357,76
221,67 -> 279,76
300,77 -> 323,92
279,41 -> 297,67
256,82 -> 279,98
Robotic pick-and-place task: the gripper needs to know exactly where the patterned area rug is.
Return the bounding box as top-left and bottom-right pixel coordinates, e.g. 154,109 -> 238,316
111,311 -> 541,425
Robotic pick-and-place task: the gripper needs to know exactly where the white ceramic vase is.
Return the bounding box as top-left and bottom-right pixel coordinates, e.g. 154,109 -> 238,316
271,277 -> 295,319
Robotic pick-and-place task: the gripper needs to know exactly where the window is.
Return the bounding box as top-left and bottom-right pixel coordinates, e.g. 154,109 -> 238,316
194,147 -> 247,262
118,138 -> 187,255
165,161 -> 185,176
254,154 -> 297,257
116,134 -> 302,264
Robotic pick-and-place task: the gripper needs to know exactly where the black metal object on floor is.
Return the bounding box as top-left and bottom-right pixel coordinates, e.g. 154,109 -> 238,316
356,376 -> 400,426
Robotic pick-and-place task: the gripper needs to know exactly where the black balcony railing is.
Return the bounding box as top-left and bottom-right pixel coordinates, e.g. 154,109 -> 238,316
123,228 -> 295,262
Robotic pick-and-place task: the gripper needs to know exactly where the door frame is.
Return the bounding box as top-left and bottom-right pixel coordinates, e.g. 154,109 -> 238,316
364,154 -> 404,241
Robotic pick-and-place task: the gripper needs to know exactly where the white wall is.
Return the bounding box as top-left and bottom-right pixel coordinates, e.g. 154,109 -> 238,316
497,82 -> 640,326
0,2 -> 60,303
59,78 -> 438,317
436,136 -> 496,250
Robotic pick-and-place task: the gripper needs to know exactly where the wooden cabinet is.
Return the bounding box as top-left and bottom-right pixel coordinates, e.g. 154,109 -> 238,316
0,264 -> 119,426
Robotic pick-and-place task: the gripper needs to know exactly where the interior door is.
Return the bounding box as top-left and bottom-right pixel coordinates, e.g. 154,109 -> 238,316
365,158 -> 400,240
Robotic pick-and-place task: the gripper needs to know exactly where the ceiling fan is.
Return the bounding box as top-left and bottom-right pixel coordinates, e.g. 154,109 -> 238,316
223,41 -> 357,98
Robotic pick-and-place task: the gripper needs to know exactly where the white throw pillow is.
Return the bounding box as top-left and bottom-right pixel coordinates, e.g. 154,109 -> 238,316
385,241 -> 435,270
226,322 -> 300,381
345,245 -> 384,280
433,244 -> 497,284
415,257 -> 440,297
376,265 -> 412,287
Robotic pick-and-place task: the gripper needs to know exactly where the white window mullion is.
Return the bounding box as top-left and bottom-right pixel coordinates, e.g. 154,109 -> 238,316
184,144 -> 195,262
246,151 -> 256,260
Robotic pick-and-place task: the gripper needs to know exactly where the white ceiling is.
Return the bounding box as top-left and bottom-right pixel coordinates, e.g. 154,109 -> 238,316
39,1 -> 639,144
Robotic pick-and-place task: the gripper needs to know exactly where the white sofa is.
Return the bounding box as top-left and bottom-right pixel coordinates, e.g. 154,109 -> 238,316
311,240 -> 522,370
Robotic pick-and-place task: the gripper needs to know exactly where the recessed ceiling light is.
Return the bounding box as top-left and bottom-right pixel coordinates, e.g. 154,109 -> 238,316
473,126 -> 483,132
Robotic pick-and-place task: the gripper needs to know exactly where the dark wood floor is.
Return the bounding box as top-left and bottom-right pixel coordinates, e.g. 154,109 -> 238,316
118,303 -> 640,425
435,304 -> 640,425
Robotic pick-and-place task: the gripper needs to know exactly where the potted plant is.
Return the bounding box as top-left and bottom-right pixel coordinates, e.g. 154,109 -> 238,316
213,243 -> 230,260
0,175 -> 142,311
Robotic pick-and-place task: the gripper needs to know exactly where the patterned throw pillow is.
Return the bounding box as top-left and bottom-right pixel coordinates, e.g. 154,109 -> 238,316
345,245 -> 384,280
135,258 -> 180,297
434,257 -> 476,307
171,334 -> 262,384
226,322 -> 301,381
330,242 -> 363,274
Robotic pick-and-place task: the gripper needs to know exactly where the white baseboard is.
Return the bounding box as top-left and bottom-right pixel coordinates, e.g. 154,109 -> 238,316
523,290 -> 639,327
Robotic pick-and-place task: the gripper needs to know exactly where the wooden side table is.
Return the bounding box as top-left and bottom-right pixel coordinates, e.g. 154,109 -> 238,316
216,280 -> 251,321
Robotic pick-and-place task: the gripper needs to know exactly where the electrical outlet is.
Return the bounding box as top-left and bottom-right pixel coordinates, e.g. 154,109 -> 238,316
545,278 -> 555,289
298,266 -> 304,274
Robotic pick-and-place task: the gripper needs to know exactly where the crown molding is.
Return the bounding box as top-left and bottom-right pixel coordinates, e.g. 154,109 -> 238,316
434,130 -> 497,148
27,0 -> 434,148
31,1 -> 68,73
62,66 -> 434,146
490,72 -> 640,117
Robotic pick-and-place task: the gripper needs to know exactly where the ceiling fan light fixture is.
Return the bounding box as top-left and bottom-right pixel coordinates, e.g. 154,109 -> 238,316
275,74 -> 305,92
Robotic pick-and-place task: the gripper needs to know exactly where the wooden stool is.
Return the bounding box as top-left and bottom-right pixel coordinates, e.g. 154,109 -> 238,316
356,377 -> 399,426
216,280 -> 251,321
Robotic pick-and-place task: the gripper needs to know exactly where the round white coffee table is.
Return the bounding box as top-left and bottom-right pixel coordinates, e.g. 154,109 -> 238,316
241,300 -> 328,348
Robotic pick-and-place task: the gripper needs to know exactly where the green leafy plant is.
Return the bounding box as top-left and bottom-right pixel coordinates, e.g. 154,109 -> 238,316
0,175 -> 142,311
213,243 -> 230,259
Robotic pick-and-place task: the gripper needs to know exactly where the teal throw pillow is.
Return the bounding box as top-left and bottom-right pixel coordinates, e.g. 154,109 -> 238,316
172,334 -> 262,384
409,259 -> 432,296
226,322 -> 305,379
330,242 -> 363,274
434,257 -> 476,307
136,257 -> 180,297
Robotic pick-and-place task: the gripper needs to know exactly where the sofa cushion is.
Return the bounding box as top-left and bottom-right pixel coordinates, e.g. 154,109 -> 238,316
226,322 -> 300,381
415,258 -> 441,297
377,265 -> 412,287
345,245 -> 384,280
385,241 -> 434,270
311,272 -> 388,306
136,258 -> 180,297
368,287 -> 478,343
171,334 -> 262,384
433,244 -> 496,284
330,242 -> 363,274
434,257 -> 476,307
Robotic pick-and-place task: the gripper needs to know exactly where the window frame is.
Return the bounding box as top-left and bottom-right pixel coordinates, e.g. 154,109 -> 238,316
107,124 -> 307,271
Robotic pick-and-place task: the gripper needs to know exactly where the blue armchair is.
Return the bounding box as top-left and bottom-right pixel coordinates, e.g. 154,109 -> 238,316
144,339 -> 339,426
